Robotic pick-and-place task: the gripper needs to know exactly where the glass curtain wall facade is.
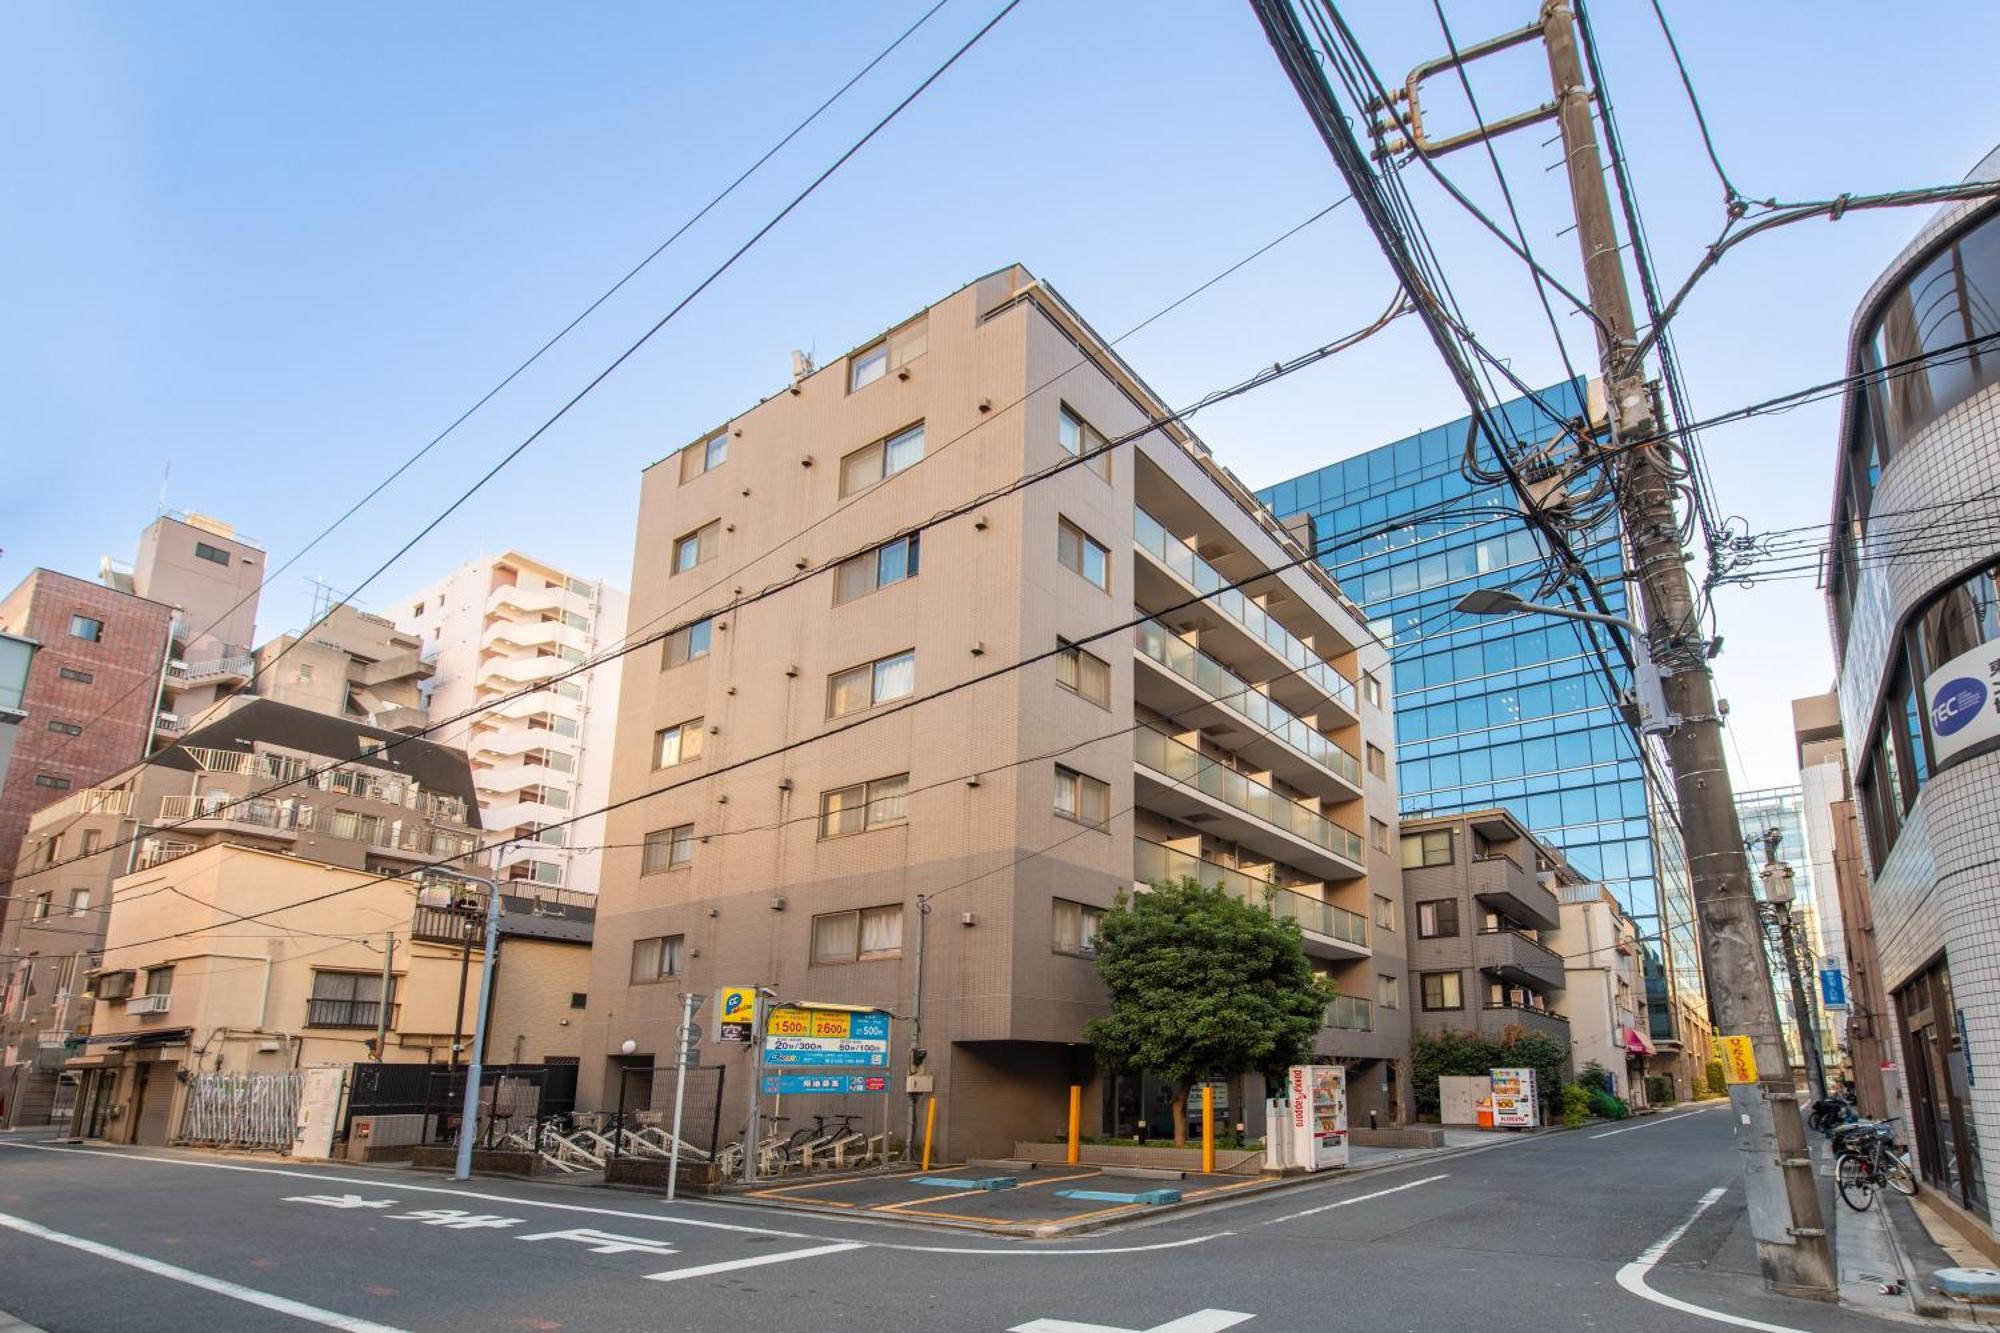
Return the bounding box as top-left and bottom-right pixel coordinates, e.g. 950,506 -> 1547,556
1736,784 -> 1841,1071
1257,380 -> 1703,1041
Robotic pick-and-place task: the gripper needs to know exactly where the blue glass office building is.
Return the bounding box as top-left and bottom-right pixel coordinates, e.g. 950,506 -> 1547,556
1257,380 -> 1704,1045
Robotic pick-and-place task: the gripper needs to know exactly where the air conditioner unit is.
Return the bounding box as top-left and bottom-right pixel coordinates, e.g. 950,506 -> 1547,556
127,995 -> 171,1015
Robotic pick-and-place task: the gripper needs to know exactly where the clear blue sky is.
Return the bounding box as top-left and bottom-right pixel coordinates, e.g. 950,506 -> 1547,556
3,1 -> 1996,790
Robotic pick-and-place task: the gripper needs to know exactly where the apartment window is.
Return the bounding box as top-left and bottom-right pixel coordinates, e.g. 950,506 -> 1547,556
81,829 -> 101,856
562,611 -> 590,633
1057,405 -> 1112,481
68,615 -> 103,642
570,992 -> 587,1010
1401,829 -> 1453,868
819,774 -> 908,838
1052,898 -> 1106,956
534,786 -> 570,811
1374,894 -> 1395,931
1363,672 -> 1384,708
1053,765 -> 1110,829
307,971 -> 394,1027
46,720 -> 82,736
833,534 -> 920,605
1416,899 -> 1459,939
680,430 -> 729,481
1378,974 -> 1401,1010
662,618 -> 714,669
1365,743 -> 1387,778
641,824 -> 695,874
143,965 -> 175,998
631,934 -> 685,983
673,521 -> 720,575
828,651 -> 915,718
849,340 -> 889,391
58,667 -> 93,684
526,861 -> 563,886
1369,817 -> 1388,853
69,889 -> 91,917
550,714 -> 580,738
652,719 -> 705,768
1056,639 -> 1110,708
541,750 -> 575,774
1057,518 -> 1109,590
811,905 -> 903,964
555,680 -> 585,701
34,774 -> 71,791
1420,971 -> 1463,1011
840,424 -> 925,496
194,541 -> 230,565
31,894 -> 51,921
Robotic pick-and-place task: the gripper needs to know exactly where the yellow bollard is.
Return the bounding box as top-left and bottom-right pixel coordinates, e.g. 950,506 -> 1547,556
1201,1083 -> 1215,1174
1067,1084 -> 1082,1165
921,1095 -> 938,1171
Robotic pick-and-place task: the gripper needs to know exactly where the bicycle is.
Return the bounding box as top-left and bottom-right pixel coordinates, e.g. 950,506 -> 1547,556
1834,1120 -> 1918,1211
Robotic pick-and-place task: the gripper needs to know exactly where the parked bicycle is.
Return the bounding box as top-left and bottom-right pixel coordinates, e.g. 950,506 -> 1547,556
1809,1091 -> 1857,1136
1834,1120 -> 1918,1211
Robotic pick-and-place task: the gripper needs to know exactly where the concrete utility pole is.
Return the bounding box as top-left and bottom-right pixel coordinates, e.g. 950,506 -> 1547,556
373,932 -> 396,1061
1757,831 -> 1828,1101
1535,1 -> 1834,1295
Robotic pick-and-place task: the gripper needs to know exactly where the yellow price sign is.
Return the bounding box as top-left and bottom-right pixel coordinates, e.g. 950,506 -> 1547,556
1719,1034 -> 1758,1085
766,1007 -> 813,1037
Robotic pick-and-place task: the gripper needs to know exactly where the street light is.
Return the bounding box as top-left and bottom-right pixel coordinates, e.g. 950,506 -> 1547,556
1453,586 -> 1672,735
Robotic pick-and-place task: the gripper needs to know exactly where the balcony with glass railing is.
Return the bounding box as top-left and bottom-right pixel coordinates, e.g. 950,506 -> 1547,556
1134,620 -> 1362,795
1133,727 -> 1365,879
1134,507 -> 1357,717
1135,839 -> 1369,959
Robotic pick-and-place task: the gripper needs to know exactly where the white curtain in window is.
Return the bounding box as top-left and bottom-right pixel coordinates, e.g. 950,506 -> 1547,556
867,775 -> 908,825
872,652 -> 914,702
822,787 -> 864,837
828,667 -> 871,717
835,555 -> 874,604
841,444 -> 881,496
814,912 -> 859,963
631,937 -> 662,983
1052,899 -> 1082,953
860,907 -> 902,956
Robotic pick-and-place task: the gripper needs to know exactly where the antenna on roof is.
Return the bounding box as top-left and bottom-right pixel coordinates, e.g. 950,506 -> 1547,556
790,349 -> 816,392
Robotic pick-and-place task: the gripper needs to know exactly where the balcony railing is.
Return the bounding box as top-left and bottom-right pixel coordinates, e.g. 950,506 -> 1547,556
1329,995 -> 1373,1030
156,794 -> 307,833
1135,621 -> 1361,786
1134,728 -> 1366,865
28,786 -> 133,830
1134,839 -> 1367,949
411,904 -> 482,945
136,840 -> 196,870
1135,507 -> 1356,712
166,651 -> 254,686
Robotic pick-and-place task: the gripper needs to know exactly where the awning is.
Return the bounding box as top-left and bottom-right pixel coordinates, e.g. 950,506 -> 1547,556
1622,1026 -> 1657,1056
83,1027 -> 192,1049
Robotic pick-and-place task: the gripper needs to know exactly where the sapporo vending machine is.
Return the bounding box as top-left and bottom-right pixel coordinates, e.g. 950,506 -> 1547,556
1490,1066 -> 1539,1128
1287,1064 -> 1349,1169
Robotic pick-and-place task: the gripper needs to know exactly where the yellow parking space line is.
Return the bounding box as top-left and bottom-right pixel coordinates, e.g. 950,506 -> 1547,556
873,1169 -> 1099,1214
748,1168 -> 933,1200
1032,1201 -> 1144,1226
1178,1177 -> 1266,1199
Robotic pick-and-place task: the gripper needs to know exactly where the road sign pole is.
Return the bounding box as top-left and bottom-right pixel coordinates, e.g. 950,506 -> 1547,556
667,990 -> 697,1201
743,990 -> 764,1184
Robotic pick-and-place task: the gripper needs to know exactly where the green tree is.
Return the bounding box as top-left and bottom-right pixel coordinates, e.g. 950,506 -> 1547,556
1085,877 -> 1329,1146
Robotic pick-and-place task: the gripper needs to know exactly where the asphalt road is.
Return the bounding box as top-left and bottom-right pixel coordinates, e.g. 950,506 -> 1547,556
0,1107 -> 1905,1333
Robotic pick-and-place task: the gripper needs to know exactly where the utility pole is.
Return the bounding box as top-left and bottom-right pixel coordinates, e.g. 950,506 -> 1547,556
1534,1 -> 1833,1295
1757,830 -> 1827,1100
1245,0 -> 1835,1298
373,932 -> 396,1061
452,873 -> 501,1182
666,990 -> 703,1201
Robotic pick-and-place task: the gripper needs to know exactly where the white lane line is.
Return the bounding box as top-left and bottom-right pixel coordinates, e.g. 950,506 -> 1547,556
0,1141 -> 809,1238
1590,1105 -> 1722,1139
1614,1186 -> 1808,1333
644,1240 -> 865,1284
869,1234 -> 1226,1256
1250,1173 -> 1448,1226
0,1208 -> 408,1333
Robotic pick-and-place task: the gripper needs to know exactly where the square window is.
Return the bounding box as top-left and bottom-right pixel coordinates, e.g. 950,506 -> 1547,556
570,992 -> 588,1010
653,719 -> 704,768
1057,518 -> 1109,590
194,541 -> 230,565
834,535 -> 919,605
1420,971 -> 1463,1011
630,935 -> 684,982
673,521 -> 719,575
1416,899 -> 1459,939
1373,894 -> 1395,930
1058,405 -> 1112,481
68,615 -> 103,642
1053,765 -> 1110,828
819,774 -> 908,837
840,424 -> 925,496
1401,830 -> 1453,868
1378,975 -> 1400,1010
641,824 -> 694,874
811,904 -> 903,963
1366,743 -> 1387,778
850,340 -> 888,392
1056,640 -> 1110,708
663,619 -> 713,669
827,650 -> 915,718
1052,898 -> 1106,955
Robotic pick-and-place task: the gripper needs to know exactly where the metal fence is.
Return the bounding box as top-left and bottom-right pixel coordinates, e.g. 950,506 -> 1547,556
177,1071 -> 303,1151
341,1060 -> 578,1143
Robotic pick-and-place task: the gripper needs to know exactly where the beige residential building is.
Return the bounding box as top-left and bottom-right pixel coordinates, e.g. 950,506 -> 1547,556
1399,809 -> 1571,1059
399,553 -> 628,895
582,265 -> 1403,1160
1551,882 -> 1651,1104
255,603 -> 432,732
0,699 -> 484,1127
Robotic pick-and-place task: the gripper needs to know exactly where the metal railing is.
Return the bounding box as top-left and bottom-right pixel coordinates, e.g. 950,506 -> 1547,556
305,998 -> 398,1029
166,651 -> 254,685
136,840 -> 197,870
28,786 -> 133,829
1134,728 -> 1366,865
1135,840 -> 1368,948
156,794 -> 306,832
1134,621 -> 1362,786
1135,507 -> 1357,712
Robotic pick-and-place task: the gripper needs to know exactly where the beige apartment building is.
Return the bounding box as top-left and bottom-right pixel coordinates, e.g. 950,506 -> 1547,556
1399,810 -> 1571,1059
0,699 -> 485,1127
581,265 -> 1403,1160
255,603 -> 432,733
399,552 -> 628,895
1551,882 -> 1651,1104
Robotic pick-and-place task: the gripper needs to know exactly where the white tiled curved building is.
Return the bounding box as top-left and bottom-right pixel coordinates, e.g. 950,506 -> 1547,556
1828,145 -> 2000,1231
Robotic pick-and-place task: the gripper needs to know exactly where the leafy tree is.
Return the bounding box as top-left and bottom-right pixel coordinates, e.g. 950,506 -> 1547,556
1705,1060 -> 1727,1096
1085,877 -> 1329,1146
1560,1083 -> 1592,1129
1411,1028 -> 1571,1120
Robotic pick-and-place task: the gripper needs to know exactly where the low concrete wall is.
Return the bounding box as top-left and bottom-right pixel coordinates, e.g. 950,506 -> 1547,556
1350,1127 -> 1445,1149
1014,1143 -> 1266,1176
605,1158 -> 724,1194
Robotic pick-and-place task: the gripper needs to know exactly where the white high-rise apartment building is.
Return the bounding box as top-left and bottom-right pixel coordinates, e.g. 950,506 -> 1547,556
398,552 -> 627,894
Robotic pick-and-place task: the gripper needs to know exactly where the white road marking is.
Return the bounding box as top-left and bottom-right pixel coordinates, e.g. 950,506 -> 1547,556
0,1208 -> 409,1333
1590,1105 -> 1723,1139
643,1240 -> 865,1283
517,1226 -> 679,1257
1010,1310 -> 1254,1333
1249,1174 -> 1449,1226
285,1194 -> 395,1210
1614,1186 -> 1808,1332
869,1233 -> 1227,1255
